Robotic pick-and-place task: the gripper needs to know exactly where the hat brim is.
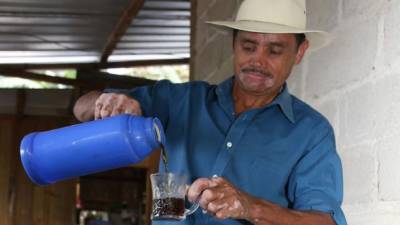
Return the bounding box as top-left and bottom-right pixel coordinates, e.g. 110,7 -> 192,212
206,20 -> 333,51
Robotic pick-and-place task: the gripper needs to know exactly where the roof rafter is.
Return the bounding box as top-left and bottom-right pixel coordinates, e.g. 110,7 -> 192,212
0,68 -> 81,86
100,0 -> 145,64
0,58 -> 189,70
0,68 -> 156,88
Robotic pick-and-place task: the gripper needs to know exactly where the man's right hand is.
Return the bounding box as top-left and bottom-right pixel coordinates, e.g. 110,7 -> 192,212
73,91 -> 142,122
94,93 -> 142,120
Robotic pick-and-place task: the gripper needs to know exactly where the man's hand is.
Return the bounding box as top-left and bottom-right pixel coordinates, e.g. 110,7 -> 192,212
187,176 -> 254,220
73,91 -> 143,122
94,93 -> 142,120
187,177 -> 336,225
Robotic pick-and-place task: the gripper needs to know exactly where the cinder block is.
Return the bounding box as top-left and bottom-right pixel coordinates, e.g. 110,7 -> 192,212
195,14 -> 214,52
196,0 -> 214,16
207,0 -> 238,21
307,0 -> 339,31
341,143 -> 377,204
194,34 -> 231,79
347,213 -> 400,225
383,1 -> 400,70
343,202 -> 400,225
377,135 -> 400,201
217,56 -> 234,80
221,32 -> 234,61
206,56 -> 233,84
287,64 -> 305,98
340,82 -> 379,145
314,98 -> 339,140
336,94 -> 347,152
372,73 -> 400,139
305,18 -> 379,97
343,0 -> 386,20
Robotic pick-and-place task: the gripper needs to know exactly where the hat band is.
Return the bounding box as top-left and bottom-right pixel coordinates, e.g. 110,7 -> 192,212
210,20 -> 307,33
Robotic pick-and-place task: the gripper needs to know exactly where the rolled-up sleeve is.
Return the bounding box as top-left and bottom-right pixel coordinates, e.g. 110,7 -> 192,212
287,126 -> 347,225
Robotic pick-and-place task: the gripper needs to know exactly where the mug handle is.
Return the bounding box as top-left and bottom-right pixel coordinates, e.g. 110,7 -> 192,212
184,198 -> 200,216
184,185 -> 200,216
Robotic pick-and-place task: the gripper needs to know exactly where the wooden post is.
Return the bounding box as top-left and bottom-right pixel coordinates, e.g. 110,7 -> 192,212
9,89 -> 26,225
189,0 -> 197,81
146,150 -> 160,225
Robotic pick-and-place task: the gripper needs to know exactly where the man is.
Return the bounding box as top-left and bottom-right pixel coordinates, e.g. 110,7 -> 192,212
74,0 -> 347,224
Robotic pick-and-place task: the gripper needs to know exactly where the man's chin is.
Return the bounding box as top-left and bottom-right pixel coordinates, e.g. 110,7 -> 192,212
243,80 -> 274,92
240,72 -> 273,84
240,84 -> 273,95
243,72 -> 271,82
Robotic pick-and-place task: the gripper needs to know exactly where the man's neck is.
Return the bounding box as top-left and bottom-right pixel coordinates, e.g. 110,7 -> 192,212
232,82 -> 281,115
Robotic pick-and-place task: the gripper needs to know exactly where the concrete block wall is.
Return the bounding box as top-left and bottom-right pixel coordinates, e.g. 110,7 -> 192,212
193,0 -> 400,224
191,0 -> 243,82
295,1 -> 400,224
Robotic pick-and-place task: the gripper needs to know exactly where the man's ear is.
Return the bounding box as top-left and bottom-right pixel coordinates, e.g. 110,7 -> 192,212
295,40 -> 309,65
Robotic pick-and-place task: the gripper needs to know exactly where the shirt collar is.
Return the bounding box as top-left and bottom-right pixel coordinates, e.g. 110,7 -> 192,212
216,76 -> 295,123
271,83 -> 295,123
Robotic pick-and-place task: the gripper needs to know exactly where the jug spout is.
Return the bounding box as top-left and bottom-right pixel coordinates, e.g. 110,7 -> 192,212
128,116 -> 166,159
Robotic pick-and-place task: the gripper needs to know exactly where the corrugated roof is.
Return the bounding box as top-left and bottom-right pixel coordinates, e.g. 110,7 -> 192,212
0,0 -> 191,66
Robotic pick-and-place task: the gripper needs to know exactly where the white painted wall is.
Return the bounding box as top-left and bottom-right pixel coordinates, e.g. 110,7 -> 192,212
193,0 -> 400,224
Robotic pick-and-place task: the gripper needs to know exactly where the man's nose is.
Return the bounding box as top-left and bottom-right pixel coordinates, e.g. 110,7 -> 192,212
249,51 -> 265,67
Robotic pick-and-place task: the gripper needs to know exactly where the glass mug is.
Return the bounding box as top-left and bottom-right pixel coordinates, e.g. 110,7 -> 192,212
150,173 -> 199,221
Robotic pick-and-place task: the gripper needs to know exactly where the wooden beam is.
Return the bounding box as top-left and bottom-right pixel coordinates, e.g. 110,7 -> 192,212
0,68 -> 80,86
0,58 -> 189,70
0,114 -> 73,120
76,69 -> 156,89
100,0 -> 145,64
189,0 -> 197,81
0,68 -> 156,89
9,90 -> 26,225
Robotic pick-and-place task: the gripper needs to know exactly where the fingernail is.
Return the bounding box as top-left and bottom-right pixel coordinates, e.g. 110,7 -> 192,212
202,209 -> 207,214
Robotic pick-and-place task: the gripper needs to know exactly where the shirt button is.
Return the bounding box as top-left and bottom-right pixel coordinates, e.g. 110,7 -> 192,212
226,142 -> 233,148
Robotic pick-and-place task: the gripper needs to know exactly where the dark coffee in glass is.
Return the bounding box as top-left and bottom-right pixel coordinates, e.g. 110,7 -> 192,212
151,197 -> 185,220
150,173 -> 199,221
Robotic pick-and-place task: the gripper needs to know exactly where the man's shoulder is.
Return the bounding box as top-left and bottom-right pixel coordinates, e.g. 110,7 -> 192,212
177,80 -> 213,88
291,95 -> 333,131
155,79 -> 216,94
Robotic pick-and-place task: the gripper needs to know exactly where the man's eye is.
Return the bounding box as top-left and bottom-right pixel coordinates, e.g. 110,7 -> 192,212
243,46 -> 255,52
270,49 -> 283,55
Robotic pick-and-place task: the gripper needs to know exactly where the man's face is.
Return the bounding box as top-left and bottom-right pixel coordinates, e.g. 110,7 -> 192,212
233,31 -> 309,96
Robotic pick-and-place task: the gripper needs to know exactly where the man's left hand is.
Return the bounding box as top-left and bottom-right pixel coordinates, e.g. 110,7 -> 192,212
187,176 -> 254,220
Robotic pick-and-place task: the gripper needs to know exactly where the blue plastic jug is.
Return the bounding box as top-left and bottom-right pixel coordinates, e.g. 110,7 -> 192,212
20,114 -> 166,185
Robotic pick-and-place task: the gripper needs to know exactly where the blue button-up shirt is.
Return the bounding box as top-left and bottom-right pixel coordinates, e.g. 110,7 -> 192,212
125,77 -> 346,225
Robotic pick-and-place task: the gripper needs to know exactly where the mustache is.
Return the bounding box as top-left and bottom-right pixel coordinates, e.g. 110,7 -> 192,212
240,67 -> 270,77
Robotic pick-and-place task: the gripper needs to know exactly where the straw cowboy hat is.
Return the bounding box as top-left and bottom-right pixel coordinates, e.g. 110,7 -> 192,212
207,0 -> 332,50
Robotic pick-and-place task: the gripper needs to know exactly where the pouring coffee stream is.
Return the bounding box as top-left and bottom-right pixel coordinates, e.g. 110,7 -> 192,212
160,144 -> 169,173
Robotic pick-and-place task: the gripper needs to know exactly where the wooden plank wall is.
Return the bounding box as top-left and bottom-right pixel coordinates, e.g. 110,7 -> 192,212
0,116 -> 13,225
0,115 -> 76,225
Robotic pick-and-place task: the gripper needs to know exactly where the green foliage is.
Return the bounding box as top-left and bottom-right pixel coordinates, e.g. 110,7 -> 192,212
0,70 -> 76,89
106,65 -> 189,83
0,65 -> 188,89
